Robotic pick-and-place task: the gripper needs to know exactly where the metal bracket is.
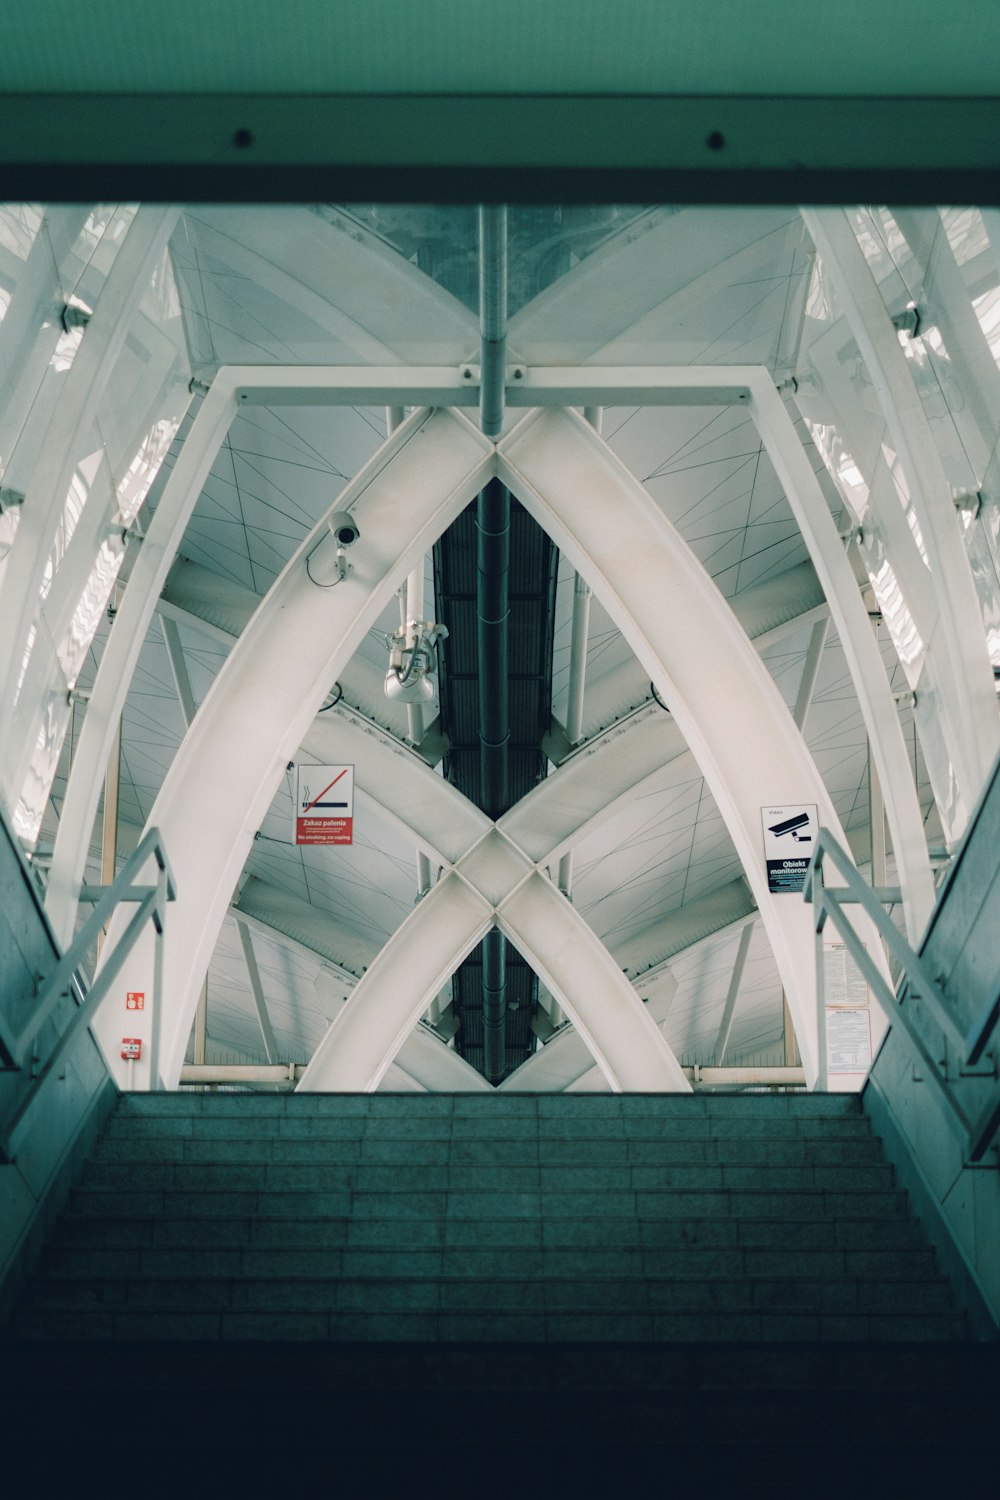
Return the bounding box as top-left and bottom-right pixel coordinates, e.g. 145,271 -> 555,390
953,491 -> 983,520
60,302 -> 91,333
541,716 -> 574,767
891,305 -> 922,338
458,364 -> 525,386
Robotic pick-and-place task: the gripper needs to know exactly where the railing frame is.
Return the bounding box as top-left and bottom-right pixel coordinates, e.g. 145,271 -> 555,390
0,827 -> 176,1163
804,828 -> 999,1162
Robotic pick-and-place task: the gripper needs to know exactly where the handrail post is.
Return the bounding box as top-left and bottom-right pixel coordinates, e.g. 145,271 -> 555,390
0,831 -> 177,1158
813,851 -> 829,1091
149,855 -> 168,1091
804,825 -> 980,1151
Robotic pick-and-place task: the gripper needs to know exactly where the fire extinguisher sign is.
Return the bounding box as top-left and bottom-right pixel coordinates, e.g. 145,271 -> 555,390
294,764 -> 354,846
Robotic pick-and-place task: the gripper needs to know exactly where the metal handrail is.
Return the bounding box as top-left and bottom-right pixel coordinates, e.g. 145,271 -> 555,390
803,827 -> 997,1159
0,826 -> 176,1163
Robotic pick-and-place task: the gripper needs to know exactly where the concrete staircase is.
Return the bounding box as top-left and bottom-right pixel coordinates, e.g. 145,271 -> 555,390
7,1089 -> 999,1485
10,1090 -> 966,1343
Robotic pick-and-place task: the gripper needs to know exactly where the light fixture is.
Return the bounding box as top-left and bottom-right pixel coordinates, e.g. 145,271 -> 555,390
384,620 -> 448,703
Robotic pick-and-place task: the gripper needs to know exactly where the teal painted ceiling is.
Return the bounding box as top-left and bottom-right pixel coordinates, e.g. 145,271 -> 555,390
0,0 -> 996,97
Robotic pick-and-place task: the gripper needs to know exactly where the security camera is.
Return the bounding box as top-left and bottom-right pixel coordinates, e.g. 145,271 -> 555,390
328,511 -> 360,546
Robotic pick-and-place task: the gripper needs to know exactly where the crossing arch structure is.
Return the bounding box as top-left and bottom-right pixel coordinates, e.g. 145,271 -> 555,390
0,203 -> 997,1095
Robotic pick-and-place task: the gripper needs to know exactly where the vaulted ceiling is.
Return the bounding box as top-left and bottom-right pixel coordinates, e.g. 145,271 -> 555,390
29,202 -> 945,1086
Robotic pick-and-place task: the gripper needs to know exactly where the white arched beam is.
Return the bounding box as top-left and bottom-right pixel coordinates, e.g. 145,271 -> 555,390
157,549 -> 834,885
298,874 -> 493,1093
502,969 -> 679,1094
502,372 -> 933,941
568,558 -> 826,748
745,371 -> 936,940
0,206 -> 180,780
803,209 -> 999,816
82,455 -> 704,1097
46,375 -> 240,946
299,839 -> 691,1094
396,1026 -> 492,1093
497,872 -> 688,1092
300,714 -> 691,1092
501,704 -> 688,866
304,708 -> 489,869
497,407 -> 888,1085
94,406 -> 494,1089
229,891 -> 490,1093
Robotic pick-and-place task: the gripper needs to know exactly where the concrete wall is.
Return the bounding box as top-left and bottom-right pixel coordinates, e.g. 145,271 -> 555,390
0,809 -> 116,1324
864,1044 -> 999,1337
863,756 -> 1000,1337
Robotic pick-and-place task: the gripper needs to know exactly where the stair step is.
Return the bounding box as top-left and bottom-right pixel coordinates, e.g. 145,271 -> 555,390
77,1160 -> 899,1196
40,1242 -> 941,1281
12,1304 -> 967,1343
103,1117 -> 878,1151
54,1211 -> 928,1252
118,1092 -> 865,1115
68,1185 -> 910,1222
91,1134 -> 885,1166
11,1091 -> 968,1349
23,1269 -> 955,1311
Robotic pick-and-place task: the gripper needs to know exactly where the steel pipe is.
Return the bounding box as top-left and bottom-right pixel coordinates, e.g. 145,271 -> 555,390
557,409 -> 599,900
556,576 -> 593,899
482,925 -> 507,1084
713,921 -> 755,1065
477,479 -> 511,819
476,473 -> 512,1075
478,205 -> 507,439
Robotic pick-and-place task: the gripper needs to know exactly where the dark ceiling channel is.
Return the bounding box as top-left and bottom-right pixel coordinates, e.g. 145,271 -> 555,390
434,495 -> 559,1080
415,208 -> 570,1083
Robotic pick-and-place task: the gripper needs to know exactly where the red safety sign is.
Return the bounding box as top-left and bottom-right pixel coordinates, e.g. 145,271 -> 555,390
294,764 -> 354,845
121,1038 -> 142,1061
125,991 -> 145,1011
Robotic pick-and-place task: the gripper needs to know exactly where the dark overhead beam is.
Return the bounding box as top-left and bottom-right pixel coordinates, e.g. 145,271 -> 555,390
1,95 -> 999,202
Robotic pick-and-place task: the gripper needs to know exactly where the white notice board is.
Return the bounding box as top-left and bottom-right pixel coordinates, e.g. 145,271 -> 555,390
826,1006 -> 873,1074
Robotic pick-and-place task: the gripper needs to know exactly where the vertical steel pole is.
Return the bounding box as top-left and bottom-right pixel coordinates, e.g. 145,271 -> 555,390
96,718 -> 122,960
713,922 -> 754,1066
783,991 -> 800,1068
193,981 -> 207,1067
479,205 -> 507,439
557,408 -> 600,904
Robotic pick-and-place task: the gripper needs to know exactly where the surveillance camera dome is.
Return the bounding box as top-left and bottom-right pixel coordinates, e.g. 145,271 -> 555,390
329,511 -> 360,546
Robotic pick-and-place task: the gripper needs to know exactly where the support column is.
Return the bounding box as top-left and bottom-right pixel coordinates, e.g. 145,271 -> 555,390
0,207 -> 181,770
802,209 -> 999,814
750,373 -> 936,942
713,923 -> 754,1066
94,407 -> 493,1090
238,921 -> 279,1065
47,375 -> 239,947
499,406 -> 893,1084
